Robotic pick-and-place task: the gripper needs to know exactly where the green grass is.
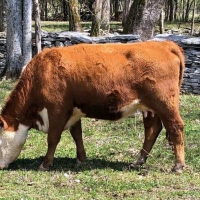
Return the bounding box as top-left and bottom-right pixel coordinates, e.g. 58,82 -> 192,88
33,21 -> 122,33
0,80 -> 200,199
35,21 -> 200,34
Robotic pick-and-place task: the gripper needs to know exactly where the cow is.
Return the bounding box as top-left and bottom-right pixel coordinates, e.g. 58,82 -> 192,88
0,41 -> 185,173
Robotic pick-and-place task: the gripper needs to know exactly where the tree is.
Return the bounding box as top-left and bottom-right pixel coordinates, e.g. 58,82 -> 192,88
90,0 -> 102,36
68,0 -> 82,31
101,0 -> 110,34
40,0 -> 48,21
33,0 -> 42,54
0,0 -> 5,32
159,8 -> 164,34
5,0 -> 32,78
90,0 -> 110,36
122,0 -> 132,26
114,0 -> 120,20
63,0 -> 68,21
184,0 -> 195,21
191,0 -> 196,35
123,0 -> 165,41
23,0 -> 32,66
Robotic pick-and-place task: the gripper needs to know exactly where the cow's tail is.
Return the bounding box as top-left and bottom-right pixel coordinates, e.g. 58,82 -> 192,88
170,43 -> 185,89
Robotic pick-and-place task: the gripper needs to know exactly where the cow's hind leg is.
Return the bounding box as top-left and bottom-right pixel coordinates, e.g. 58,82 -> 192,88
160,111 -> 185,174
39,113 -> 67,171
70,120 -> 86,163
130,112 -> 162,168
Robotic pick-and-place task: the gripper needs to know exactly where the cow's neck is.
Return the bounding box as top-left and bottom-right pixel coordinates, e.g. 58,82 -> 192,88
1,77 -> 33,128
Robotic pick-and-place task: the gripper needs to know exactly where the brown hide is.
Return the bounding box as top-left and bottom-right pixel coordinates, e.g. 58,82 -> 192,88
3,41 -> 184,121
0,41 -> 185,172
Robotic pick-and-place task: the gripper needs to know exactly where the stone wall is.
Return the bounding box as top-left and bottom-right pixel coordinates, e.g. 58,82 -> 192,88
0,31 -> 200,94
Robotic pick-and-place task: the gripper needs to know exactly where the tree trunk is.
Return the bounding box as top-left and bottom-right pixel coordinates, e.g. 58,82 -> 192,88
5,0 -> 32,78
174,0 -> 178,20
23,0 -> 32,66
114,0 -> 120,20
5,0 -> 23,77
90,0 -> 102,36
63,0 -> 68,21
169,0 -> 174,22
0,0 -> 5,32
101,0 -> 110,34
45,0 -> 48,21
123,0 -> 146,34
191,0 -> 196,35
185,0 -> 190,21
33,0 -> 42,54
165,0 -> 169,21
159,8 -> 164,34
182,0 -> 185,21
123,0 -> 165,41
69,0 -> 82,31
122,0 -> 132,27
185,0 -> 194,22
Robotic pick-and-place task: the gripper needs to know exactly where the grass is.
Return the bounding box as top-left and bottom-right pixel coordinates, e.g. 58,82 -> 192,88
34,21 -> 122,33
34,20 -> 200,35
0,80 -> 200,199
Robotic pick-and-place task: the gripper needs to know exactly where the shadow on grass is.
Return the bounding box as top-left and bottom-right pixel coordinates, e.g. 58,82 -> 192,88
8,156 -> 130,172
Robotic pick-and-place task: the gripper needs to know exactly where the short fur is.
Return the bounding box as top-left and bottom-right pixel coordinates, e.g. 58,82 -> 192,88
0,41 -> 185,172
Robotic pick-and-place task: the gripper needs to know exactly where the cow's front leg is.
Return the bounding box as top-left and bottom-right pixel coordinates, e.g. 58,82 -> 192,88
130,112 -> 162,169
39,133 -> 61,171
70,120 -> 86,163
39,114 -> 66,171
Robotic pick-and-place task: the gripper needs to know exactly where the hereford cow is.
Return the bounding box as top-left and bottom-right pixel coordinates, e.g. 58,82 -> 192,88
0,41 -> 185,173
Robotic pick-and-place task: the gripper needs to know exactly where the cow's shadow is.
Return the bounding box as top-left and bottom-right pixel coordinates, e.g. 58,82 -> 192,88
7,157 -> 132,172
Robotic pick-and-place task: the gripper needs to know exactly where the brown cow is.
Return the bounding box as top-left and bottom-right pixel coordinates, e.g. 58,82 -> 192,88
0,41 -> 185,173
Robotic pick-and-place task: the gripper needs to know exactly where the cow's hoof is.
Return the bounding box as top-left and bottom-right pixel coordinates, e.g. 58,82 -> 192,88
38,163 -> 50,171
128,163 -> 142,170
172,163 -> 184,174
76,158 -> 85,165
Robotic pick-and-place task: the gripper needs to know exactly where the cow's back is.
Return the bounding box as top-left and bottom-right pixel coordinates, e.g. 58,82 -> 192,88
22,41 -> 184,120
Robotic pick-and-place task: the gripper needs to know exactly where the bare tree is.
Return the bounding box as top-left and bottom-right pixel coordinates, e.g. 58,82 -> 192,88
123,0 -> 165,41
63,0 -> 68,21
122,0 -> 132,27
40,0 -> 48,20
90,0 -> 102,36
101,0 -> 110,34
90,0 -> 111,36
33,0 -> 42,54
23,0 -> 32,66
69,0 -> 82,31
185,0 -> 194,21
5,0 -> 32,78
0,0 -> 5,32
114,0 -> 120,20
159,8 -> 164,34
191,0 -> 196,35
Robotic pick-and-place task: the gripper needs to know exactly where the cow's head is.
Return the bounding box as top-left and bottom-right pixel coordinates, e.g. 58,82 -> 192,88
0,117 -> 29,169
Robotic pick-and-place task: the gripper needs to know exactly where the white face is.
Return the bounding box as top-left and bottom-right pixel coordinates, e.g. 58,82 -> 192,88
0,123 -> 29,169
